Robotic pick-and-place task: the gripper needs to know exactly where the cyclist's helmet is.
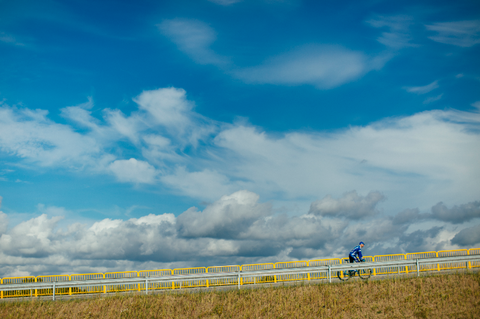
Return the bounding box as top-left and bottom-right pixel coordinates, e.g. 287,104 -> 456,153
359,242 -> 365,246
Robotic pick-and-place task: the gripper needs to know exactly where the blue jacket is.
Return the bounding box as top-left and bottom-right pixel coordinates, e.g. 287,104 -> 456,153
349,245 -> 363,260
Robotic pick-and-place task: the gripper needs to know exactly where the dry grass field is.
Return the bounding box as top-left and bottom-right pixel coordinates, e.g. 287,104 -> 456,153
1,272 -> 479,318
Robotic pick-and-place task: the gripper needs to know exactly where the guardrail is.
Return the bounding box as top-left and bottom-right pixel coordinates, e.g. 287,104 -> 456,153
1,254 -> 480,301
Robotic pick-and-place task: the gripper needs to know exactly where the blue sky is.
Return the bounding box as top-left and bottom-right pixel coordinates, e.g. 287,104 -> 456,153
0,0 -> 480,276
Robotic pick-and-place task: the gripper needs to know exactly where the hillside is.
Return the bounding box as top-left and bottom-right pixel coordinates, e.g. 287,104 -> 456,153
1,272 -> 479,318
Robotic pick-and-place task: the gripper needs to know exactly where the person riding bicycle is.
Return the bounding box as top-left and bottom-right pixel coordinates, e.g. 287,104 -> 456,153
348,242 -> 365,274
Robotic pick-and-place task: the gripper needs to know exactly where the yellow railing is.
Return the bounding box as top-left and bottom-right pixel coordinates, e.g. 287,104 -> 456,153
1,247 -> 479,298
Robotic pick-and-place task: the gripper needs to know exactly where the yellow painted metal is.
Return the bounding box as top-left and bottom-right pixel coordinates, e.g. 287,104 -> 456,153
137,269 -> 173,291
242,263 -> 275,285
309,258 -> 341,280
36,275 -> 70,297
104,271 -> 138,293
69,273 -> 105,295
437,249 -> 469,271
406,251 -> 437,273
275,261 -> 308,268
173,267 -> 207,289
469,248 -> 480,268
373,254 -> 406,275
207,265 -> 241,287
1,276 -> 36,298
274,261 -> 309,283
242,263 -> 274,271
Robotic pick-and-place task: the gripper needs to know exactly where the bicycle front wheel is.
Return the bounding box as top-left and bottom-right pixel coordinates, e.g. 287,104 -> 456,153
337,271 -> 350,281
358,268 -> 372,279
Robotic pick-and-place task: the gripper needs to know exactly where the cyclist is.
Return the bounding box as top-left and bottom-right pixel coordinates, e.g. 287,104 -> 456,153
348,242 -> 365,275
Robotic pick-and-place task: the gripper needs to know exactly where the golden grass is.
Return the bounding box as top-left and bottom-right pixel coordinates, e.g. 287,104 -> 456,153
1,272 -> 479,318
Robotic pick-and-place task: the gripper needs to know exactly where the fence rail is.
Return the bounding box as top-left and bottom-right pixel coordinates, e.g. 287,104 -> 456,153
1,248 -> 479,300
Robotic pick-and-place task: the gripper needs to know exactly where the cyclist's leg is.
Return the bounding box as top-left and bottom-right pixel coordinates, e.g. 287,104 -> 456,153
348,255 -> 356,275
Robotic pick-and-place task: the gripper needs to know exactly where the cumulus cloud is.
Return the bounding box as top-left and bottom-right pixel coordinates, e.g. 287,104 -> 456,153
308,191 -> 385,219
207,109 -> 480,211
176,190 -> 272,238
1,191 -> 477,277
451,224 -> 480,246
0,87 -> 213,184
1,87 -> 480,211
429,201 -> 480,224
426,20 -> 480,47
391,208 -> 424,225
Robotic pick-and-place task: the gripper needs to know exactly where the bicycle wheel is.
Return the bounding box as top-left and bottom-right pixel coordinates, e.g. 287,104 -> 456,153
337,271 -> 350,281
358,268 -> 372,279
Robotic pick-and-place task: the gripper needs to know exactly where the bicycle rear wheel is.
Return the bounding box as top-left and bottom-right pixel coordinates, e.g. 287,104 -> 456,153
358,268 -> 372,279
337,271 -> 350,281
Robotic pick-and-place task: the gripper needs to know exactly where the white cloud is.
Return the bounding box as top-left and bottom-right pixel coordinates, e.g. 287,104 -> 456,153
423,93 -> 443,104
0,191 -> 478,277
308,191 -> 385,220
0,105 -> 104,168
161,166 -> 236,200
404,80 -> 439,94
426,20 -> 480,47
176,190 -> 272,238
233,45 -> 370,89
109,158 -> 158,184
203,108 -> 480,211
1,87 -> 480,213
158,20 -> 387,89
367,15 -> 416,49
472,101 -> 480,111
0,31 -> 26,46
158,19 -> 228,66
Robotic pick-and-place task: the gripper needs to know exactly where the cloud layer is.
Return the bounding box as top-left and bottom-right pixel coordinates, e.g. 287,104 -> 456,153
1,87 -> 480,211
1,190 -> 479,277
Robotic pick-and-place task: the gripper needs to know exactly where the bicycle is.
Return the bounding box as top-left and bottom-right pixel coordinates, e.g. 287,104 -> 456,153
337,258 -> 372,281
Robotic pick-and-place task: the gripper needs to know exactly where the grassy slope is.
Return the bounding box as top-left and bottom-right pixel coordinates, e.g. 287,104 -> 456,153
1,272 -> 479,318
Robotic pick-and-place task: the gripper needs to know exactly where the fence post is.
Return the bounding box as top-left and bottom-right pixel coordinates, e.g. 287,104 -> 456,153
436,251 -> 440,272
172,270 -> 175,290
206,268 -> 209,288
416,259 -> 419,277
53,282 -> 55,301
1,278 -> 2,299
273,264 -> 277,284
237,271 -> 241,290
137,272 -> 141,292
145,279 -> 148,295
328,265 -> 331,283
372,256 -> 376,276
35,277 -> 38,298
405,255 -> 409,274
69,275 -> 72,296
307,261 -> 311,281
467,250 -> 471,269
